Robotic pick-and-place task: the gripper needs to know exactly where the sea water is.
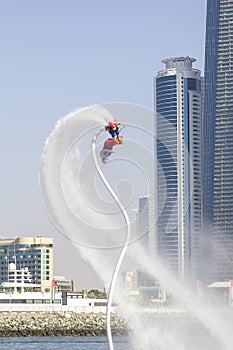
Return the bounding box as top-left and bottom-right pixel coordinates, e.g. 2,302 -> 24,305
0,333 -> 225,350
0,336 -> 131,350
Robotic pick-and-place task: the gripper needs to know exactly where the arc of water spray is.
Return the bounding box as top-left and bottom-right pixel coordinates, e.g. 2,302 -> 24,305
92,129 -> 131,350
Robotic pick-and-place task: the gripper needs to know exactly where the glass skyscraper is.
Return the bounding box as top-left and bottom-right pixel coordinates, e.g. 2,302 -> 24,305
154,57 -> 203,283
203,0 -> 233,282
138,195 -> 156,259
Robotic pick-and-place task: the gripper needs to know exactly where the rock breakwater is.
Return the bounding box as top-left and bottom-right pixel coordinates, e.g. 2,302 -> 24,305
0,312 -> 127,337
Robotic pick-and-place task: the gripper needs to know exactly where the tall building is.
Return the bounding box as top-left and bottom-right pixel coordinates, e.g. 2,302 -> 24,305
0,236 -> 53,292
138,195 -> 156,259
138,195 -> 163,301
203,0 -> 233,282
154,57 -> 203,283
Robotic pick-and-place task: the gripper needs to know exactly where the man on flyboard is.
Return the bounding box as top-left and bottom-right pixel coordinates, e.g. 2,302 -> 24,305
100,119 -> 124,164
104,119 -> 121,143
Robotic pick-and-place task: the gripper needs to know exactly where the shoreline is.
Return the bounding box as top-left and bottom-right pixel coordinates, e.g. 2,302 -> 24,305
0,312 -> 127,337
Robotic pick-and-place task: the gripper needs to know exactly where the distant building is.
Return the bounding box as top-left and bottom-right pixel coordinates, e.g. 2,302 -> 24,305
0,236 -> 53,292
137,269 -> 165,304
138,195 -> 156,259
53,276 -> 73,292
138,195 -> 163,300
154,57 -> 203,283
203,0 -> 233,282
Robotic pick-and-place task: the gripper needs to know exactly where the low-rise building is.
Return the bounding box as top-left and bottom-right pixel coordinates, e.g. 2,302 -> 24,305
53,276 -> 73,292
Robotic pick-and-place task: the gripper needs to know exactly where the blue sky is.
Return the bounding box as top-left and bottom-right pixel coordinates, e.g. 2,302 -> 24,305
0,0 -> 206,287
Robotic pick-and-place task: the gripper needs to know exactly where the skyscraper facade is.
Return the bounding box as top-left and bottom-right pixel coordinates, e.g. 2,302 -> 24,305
203,0 -> 233,282
138,195 -> 156,259
154,57 -> 203,283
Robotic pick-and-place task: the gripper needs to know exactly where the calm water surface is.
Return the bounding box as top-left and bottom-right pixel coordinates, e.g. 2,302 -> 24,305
0,336 -> 131,350
0,333 -> 226,350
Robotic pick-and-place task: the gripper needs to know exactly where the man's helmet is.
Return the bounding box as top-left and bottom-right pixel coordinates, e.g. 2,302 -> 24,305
108,121 -> 115,129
